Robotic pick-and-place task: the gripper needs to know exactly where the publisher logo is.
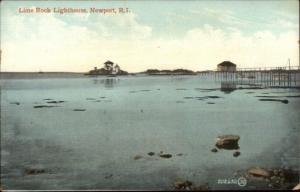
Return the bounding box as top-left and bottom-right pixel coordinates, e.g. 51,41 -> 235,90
237,177 -> 247,187
217,177 -> 247,187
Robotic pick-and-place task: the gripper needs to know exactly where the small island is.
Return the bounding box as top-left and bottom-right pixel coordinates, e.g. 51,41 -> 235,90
143,68 -> 196,75
86,60 -> 128,76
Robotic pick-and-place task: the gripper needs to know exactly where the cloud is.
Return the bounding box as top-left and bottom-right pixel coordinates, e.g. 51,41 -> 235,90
1,10 -> 153,72
181,26 -> 299,70
273,18 -> 298,29
1,9 -> 299,72
80,12 -> 152,40
192,8 -> 252,28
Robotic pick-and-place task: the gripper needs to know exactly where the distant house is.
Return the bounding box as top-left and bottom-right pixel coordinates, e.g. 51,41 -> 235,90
217,61 -> 237,72
114,64 -> 120,74
104,60 -> 114,72
86,60 -> 128,76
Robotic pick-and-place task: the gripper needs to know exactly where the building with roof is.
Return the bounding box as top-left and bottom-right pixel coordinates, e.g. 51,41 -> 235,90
217,61 -> 237,72
87,60 -> 128,76
104,60 -> 114,72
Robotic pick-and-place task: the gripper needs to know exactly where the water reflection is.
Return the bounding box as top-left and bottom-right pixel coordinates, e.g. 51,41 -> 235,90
93,78 -> 119,88
220,81 -> 236,94
171,76 -> 188,81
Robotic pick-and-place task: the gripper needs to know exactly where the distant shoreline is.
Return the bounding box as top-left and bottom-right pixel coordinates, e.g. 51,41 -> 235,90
0,72 -> 86,79
0,71 -> 199,79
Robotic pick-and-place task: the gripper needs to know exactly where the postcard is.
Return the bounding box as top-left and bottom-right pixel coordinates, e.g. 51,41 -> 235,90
0,0 -> 299,191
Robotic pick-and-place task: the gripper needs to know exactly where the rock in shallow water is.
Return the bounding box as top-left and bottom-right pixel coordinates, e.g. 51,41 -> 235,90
216,135 -> 240,150
159,154 -> 172,158
259,98 -> 289,104
10,102 -> 20,105
25,168 -> 46,175
133,155 -> 143,160
293,183 -> 300,190
173,179 -> 210,190
46,100 -> 65,104
248,167 -> 271,177
73,109 -> 86,111
233,151 -> 241,157
34,105 -> 59,108
173,179 -> 193,190
207,102 -> 215,104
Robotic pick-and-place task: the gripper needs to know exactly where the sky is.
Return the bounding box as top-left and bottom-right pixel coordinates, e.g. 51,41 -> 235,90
1,0 -> 299,72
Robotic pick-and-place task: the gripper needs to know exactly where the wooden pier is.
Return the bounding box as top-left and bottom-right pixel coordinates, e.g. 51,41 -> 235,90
199,66 -> 300,88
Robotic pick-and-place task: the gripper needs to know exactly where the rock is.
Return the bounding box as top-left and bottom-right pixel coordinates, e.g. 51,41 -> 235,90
206,96 -> 222,99
217,135 -> 240,142
34,105 -> 59,108
233,151 -> 240,157
10,102 -> 20,105
133,155 -> 142,160
184,97 -> 194,99
216,135 -> 240,150
279,172 -> 284,177
271,176 -> 276,180
46,101 -> 65,104
273,169 -> 279,176
207,102 -> 215,104
147,152 -> 155,156
293,183 -> 300,190
192,183 -> 210,191
104,174 -> 113,179
159,154 -> 172,158
248,167 -> 271,177
280,179 -> 284,185
282,169 -> 299,183
272,182 -> 281,188
176,88 -> 188,91
139,90 -> 151,92
25,168 -> 45,175
173,179 -> 193,190
211,148 -> 218,153
176,153 -> 183,156
259,99 -> 289,104
73,109 -> 86,111
268,183 -> 273,188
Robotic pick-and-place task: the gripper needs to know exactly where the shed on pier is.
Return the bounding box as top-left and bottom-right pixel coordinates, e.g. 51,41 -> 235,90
217,61 -> 237,72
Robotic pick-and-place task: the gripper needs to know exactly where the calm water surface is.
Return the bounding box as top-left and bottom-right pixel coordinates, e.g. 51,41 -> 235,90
1,75 -> 299,190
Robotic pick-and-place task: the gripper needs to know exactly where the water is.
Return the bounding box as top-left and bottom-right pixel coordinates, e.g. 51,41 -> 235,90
1,75 -> 300,190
